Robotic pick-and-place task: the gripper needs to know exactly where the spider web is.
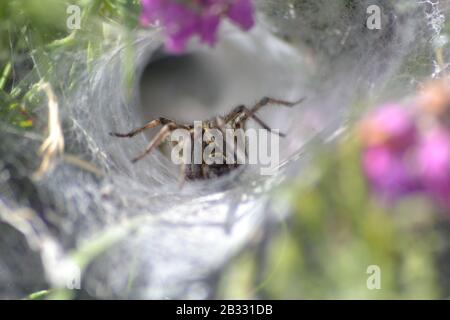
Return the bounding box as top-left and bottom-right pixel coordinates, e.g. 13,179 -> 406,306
0,0 -> 448,299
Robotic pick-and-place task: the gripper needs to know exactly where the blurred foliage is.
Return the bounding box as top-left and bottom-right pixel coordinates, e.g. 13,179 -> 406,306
218,1 -> 450,300
1,0 -> 450,300
219,136 -> 450,299
0,0 -> 140,129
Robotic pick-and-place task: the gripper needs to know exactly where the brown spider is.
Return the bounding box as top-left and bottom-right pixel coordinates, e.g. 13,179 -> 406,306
110,96 -> 305,182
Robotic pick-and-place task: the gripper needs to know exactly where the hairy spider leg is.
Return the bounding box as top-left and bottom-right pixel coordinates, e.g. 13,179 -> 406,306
131,123 -> 178,163
109,117 -> 174,138
226,97 -> 305,138
243,106 -> 287,138
249,96 -> 306,115
110,96 -> 305,183
214,116 -> 241,163
215,116 -> 248,165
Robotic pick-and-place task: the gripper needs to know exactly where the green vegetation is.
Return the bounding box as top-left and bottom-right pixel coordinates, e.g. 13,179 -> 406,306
0,0 -> 139,129
220,138 -> 449,299
1,0 -> 449,300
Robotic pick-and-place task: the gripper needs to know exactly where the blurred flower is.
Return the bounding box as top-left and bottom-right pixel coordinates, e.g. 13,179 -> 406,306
362,146 -> 422,201
417,79 -> 450,125
140,0 -> 255,53
360,104 -> 417,152
360,98 -> 450,212
360,104 -> 422,201
417,128 -> 450,210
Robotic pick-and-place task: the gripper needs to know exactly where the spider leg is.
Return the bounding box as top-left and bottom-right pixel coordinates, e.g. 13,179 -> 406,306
110,117 -> 173,138
179,163 -> 187,189
131,123 -> 176,163
232,106 -> 286,137
215,117 -> 247,164
247,96 -> 306,116
227,96 -> 305,137
232,125 -> 248,164
244,109 -> 287,137
203,127 -> 229,163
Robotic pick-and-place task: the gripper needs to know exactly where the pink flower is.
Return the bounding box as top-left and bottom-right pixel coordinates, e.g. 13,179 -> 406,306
360,104 -> 421,201
360,103 -> 450,212
360,104 -> 417,152
417,128 -> 450,210
362,146 -> 422,202
227,0 -> 254,30
140,0 -> 255,54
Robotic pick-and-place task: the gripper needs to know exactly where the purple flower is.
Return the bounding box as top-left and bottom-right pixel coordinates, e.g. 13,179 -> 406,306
360,103 -> 450,212
360,104 -> 417,152
362,146 -> 422,202
227,0 -> 254,30
360,104 -> 421,201
417,128 -> 450,210
140,0 -> 255,54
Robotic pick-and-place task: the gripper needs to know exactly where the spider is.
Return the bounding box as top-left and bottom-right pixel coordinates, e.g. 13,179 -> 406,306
110,96 -> 305,182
